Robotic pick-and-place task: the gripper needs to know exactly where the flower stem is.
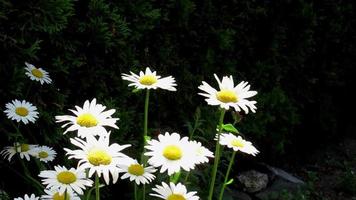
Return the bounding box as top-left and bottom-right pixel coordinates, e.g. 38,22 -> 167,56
218,151 -> 236,200
134,183 -> 138,200
208,109 -> 226,200
95,173 -> 100,200
141,89 -> 150,200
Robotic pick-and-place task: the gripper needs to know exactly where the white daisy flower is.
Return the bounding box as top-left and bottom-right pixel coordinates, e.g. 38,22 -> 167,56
64,133 -> 131,185
144,132 -> 196,175
4,99 -> 39,124
14,194 -> 39,200
55,98 -> 119,138
41,189 -> 80,200
189,140 -> 214,165
24,62 -> 52,84
31,146 -> 57,163
150,182 -> 199,200
117,157 -> 156,185
39,165 -> 93,195
198,74 -> 257,113
219,133 -> 259,156
0,143 -> 38,161
121,67 -> 177,91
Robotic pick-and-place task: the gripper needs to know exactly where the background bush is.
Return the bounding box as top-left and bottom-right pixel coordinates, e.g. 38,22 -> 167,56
0,0 -> 355,198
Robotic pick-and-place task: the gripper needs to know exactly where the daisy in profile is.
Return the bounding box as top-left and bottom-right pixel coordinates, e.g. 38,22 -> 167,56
117,157 -> 156,185
121,67 -> 177,91
198,74 -> 257,114
41,189 -> 80,200
65,132 -> 131,185
144,132 -> 196,175
24,62 -> 52,84
55,98 -> 119,138
190,140 -> 214,165
4,100 -> 39,124
219,133 -> 259,156
150,182 -> 199,200
14,194 -> 39,200
39,165 -> 93,195
1,143 -> 38,161
31,146 -> 57,163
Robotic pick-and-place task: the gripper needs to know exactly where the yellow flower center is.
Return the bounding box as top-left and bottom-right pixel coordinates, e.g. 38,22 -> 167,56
15,107 -> 29,117
76,113 -> 98,127
57,171 -> 77,184
38,151 -> 49,158
139,75 -> 157,86
31,68 -> 44,78
163,145 -> 182,160
53,192 -> 70,200
87,148 -> 112,166
20,144 -> 30,152
231,139 -> 245,148
128,164 -> 145,176
216,90 -> 238,103
167,194 -> 186,200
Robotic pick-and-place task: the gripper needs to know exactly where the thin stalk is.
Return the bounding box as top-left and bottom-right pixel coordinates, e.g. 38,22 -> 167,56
134,183 -> 138,200
95,173 -> 100,200
218,151 -> 237,200
207,109 -> 226,200
141,89 -> 150,200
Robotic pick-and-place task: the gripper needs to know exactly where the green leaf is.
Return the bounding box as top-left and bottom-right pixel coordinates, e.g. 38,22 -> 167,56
222,124 -> 239,133
132,88 -> 142,93
144,136 -> 151,142
225,178 -> 234,185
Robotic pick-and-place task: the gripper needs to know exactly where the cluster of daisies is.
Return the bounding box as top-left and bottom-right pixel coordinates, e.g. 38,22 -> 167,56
2,66 -> 260,200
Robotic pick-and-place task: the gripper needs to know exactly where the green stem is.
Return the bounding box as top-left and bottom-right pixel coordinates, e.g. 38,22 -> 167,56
18,155 -> 44,192
86,187 -> 95,200
141,89 -> 150,200
170,172 -> 181,184
208,109 -> 226,200
218,151 -> 236,200
95,173 -> 100,200
134,183 -> 138,200
184,172 -> 190,183
142,184 -> 146,200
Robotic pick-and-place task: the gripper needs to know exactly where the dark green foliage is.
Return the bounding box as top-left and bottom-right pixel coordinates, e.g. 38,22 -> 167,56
0,0 -> 355,199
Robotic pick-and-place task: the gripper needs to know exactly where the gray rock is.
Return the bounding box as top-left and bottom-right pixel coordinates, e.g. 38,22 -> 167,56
265,166 -> 305,184
238,170 -> 269,193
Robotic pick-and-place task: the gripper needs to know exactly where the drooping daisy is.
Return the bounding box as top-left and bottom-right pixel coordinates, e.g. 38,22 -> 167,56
117,157 -> 156,185
144,132 -> 196,175
189,140 -> 214,165
219,133 -> 259,156
24,62 -> 52,84
64,133 -> 131,185
55,98 -> 119,138
39,165 -> 93,195
198,74 -> 257,114
41,189 -> 80,200
14,194 -> 39,200
150,182 -> 199,200
4,99 -> 39,124
121,67 -> 177,91
0,143 -> 38,161
31,146 -> 57,163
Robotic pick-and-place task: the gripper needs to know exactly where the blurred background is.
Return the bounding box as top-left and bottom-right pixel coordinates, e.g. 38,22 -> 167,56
0,0 -> 355,199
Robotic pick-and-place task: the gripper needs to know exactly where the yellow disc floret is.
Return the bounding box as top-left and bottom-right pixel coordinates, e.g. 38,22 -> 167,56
57,171 -> 77,184
167,194 -> 186,200
163,145 -> 182,160
231,139 -> 245,148
128,164 -> 145,176
31,68 -> 44,78
53,192 -> 70,200
87,148 -> 112,166
39,151 -> 49,158
15,107 -> 29,117
20,144 -> 30,152
76,113 -> 98,127
216,90 -> 238,103
139,75 -> 157,86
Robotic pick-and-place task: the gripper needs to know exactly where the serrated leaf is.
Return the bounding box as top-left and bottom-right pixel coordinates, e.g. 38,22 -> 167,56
222,124 -> 239,133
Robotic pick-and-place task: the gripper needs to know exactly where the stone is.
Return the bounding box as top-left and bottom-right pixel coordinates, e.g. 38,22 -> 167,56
237,170 -> 269,193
